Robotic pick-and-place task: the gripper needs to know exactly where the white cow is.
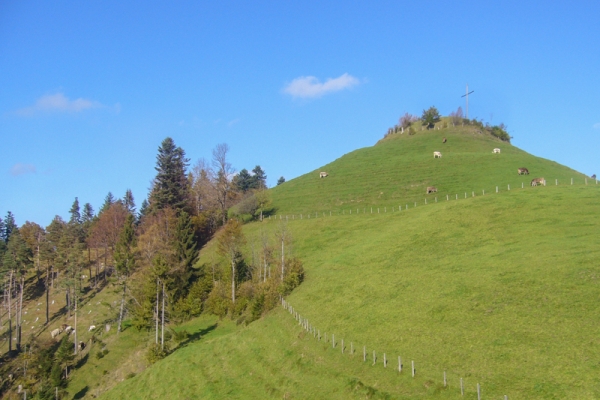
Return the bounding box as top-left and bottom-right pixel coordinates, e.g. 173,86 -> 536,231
89,325 -> 96,332
51,328 -> 61,339
319,172 -> 328,178
433,151 -> 442,158
493,148 -> 501,154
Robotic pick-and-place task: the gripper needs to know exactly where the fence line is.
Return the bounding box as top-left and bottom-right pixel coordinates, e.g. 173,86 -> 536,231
266,178 -> 597,222
281,298 -> 503,399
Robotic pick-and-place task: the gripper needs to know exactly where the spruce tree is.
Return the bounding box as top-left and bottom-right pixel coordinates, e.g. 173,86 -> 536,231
69,197 -> 81,225
251,165 -> 267,189
99,192 -> 115,215
123,189 -> 136,216
82,203 -> 94,224
150,137 -> 190,212
277,176 -> 285,186
172,211 -> 198,300
3,211 -> 17,242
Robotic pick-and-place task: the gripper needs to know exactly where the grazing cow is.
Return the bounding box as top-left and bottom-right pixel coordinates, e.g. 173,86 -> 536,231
518,168 -> 529,175
592,174 -> 596,179
65,326 -> 73,334
442,137 -> 447,143
426,186 -> 437,194
319,172 -> 328,178
433,151 -> 442,158
89,325 -> 96,332
61,324 -> 68,331
493,148 -> 501,154
51,329 -> 61,339
78,341 -> 86,351
531,177 -> 546,186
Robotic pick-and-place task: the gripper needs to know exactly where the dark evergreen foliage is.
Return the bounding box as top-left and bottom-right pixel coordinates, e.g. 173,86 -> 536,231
150,138 -> 190,212
123,189 -> 136,215
277,176 -> 285,186
82,202 -> 95,223
421,106 -> 441,129
99,192 -> 115,214
3,211 -> 17,242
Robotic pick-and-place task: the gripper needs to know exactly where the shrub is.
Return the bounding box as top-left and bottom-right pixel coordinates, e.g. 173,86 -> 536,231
146,343 -> 170,364
280,257 -> 305,296
421,106 -> 441,129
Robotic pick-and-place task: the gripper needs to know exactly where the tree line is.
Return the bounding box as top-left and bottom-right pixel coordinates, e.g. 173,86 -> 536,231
0,137 -> 303,395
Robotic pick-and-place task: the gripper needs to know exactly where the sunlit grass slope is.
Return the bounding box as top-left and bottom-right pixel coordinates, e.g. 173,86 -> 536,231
270,127 -> 586,214
104,184 -> 600,399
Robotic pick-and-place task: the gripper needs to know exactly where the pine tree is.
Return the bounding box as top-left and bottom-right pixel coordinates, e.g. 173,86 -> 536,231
114,213 -> 136,332
139,199 -> 150,220
150,137 -> 190,212
277,176 -> 285,186
251,166 -> 267,189
123,189 -> 136,216
0,217 -> 4,243
82,203 -> 94,224
172,211 -> 198,299
3,211 -> 17,243
99,192 -> 115,215
233,169 -> 253,193
69,198 -> 81,225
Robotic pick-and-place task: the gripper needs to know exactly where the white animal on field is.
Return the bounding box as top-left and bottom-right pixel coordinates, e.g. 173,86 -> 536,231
493,148 -> 501,154
433,151 -> 442,158
319,171 -> 328,178
531,177 -> 546,186
89,325 -> 96,331
51,329 -> 61,339
65,326 -> 73,334
426,186 -> 437,194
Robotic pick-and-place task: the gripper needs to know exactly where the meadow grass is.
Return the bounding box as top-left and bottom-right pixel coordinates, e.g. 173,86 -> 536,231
102,184 -> 600,399
99,128 -> 599,399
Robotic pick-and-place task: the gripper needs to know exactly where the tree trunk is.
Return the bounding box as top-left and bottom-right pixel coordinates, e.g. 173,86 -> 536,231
66,288 -> 71,319
8,272 -> 12,352
117,281 -> 126,333
74,292 -> 78,355
161,282 -> 165,351
45,263 -> 50,325
17,277 -> 24,352
231,257 -> 236,303
155,278 -> 159,344
88,248 -> 92,286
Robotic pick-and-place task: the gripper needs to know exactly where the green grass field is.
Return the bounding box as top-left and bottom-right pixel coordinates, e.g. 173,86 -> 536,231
99,128 -> 600,399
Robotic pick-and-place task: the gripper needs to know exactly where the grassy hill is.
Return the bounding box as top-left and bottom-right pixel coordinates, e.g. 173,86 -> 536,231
99,127 -> 600,399
269,124 -> 585,214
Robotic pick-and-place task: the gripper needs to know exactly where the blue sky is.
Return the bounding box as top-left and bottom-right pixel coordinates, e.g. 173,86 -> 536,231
1,1 -> 599,227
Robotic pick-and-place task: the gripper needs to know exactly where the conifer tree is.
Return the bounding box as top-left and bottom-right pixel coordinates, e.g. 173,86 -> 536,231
251,165 -> 267,189
172,210 -> 198,299
150,137 -> 190,212
277,176 -> 285,186
69,198 -> 81,225
82,203 -> 94,224
115,213 -> 137,332
99,192 -> 115,215
123,189 -> 136,216
3,211 -> 17,242
139,199 -> 150,220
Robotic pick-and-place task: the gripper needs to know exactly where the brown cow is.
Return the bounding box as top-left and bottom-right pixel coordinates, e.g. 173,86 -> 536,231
442,137 -> 447,143
518,168 -> 529,175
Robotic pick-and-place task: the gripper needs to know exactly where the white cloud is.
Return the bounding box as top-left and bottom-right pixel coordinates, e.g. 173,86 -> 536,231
10,163 -> 36,176
283,73 -> 360,98
16,93 -> 102,116
593,122 -> 600,129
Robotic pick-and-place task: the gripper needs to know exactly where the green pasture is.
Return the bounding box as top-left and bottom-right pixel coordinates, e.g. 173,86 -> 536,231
102,184 -> 600,399
99,128 -> 599,399
270,127 -> 587,214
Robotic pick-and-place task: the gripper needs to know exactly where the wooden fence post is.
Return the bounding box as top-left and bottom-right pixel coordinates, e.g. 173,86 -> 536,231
483,189 -> 485,195
398,356 -> 402,372
444,371 -> 446,387
341,339 -> 344,353
460,378 -> 463,396
373,350 -> 376,365
363,346 -> 366,362
508,184 -> 510,190
496,186 -> 498,193
446,194 -> 449,201
477,383 -> 481,400
411,360 -> 415,377
384,353 -> 387,367
425,198 -> 427,204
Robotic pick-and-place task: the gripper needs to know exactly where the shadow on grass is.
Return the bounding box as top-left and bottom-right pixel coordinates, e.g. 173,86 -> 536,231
74,352 -> 89,369
179,323 -> 218,347
72,385 -> 89,399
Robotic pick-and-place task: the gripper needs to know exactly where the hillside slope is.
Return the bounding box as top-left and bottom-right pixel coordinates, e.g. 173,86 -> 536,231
270,126 -> 586,214
101,127 -> 599,399
103,185 -> 600,399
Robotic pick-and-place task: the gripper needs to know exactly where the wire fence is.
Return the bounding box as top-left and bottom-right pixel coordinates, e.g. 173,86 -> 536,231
266,178 -> 598,222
